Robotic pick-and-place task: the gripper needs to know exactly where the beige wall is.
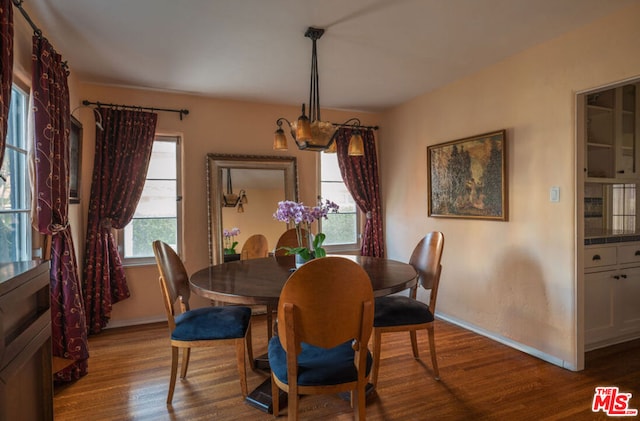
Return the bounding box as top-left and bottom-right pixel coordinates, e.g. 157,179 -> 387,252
380,3 -> 640,370
12,1 -> 640,371
10,13 -> 380,326
222,188 -> 285,256
73,83 -> 380,325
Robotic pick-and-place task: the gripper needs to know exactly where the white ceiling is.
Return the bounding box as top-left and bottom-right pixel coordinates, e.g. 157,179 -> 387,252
23,0 -> 639,113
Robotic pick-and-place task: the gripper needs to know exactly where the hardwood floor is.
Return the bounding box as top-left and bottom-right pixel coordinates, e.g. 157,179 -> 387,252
53,316 -> 640,420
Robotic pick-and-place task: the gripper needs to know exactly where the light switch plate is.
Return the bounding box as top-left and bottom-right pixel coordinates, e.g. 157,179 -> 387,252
550,186 -> 560,202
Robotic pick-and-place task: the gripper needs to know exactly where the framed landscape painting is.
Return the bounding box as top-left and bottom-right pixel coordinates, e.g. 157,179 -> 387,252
427,130 -> 507,221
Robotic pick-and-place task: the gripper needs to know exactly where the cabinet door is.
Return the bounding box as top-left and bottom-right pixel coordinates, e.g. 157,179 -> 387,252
617,266 -> 640,335
585,83 -> 640,180
584,270 -> 617,345
586,89 -> 615,178
615,84 -> 637,178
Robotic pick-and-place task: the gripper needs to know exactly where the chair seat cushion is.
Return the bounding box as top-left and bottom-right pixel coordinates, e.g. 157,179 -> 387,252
172,306 -> 251,341
268,337 -> 372,386
374,295 -> 434,327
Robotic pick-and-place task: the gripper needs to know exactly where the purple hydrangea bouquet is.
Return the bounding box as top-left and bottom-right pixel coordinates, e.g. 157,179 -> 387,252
273,198 -> 339,261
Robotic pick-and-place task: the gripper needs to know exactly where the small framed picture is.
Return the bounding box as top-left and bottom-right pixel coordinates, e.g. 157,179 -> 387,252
427,130 -> 507,221
69,115 -> 82,204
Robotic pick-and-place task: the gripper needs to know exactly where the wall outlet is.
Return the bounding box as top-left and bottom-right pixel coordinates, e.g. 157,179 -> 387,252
550,186 -> 560,202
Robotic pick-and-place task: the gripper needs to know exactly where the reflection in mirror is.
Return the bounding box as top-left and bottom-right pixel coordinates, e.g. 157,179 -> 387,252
207,154 -> 298,265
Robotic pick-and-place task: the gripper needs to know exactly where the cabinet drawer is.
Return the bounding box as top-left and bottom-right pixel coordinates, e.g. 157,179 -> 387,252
617,244 -> 640,264
585,246 -> 617,268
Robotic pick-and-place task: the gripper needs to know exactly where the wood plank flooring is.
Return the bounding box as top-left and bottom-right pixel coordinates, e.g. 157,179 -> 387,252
53,316 -> 640,420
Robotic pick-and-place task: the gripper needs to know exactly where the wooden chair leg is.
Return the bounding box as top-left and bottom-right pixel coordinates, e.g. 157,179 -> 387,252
271,375 -> 280,416
266,303 -> 273,339
371,328 -> 382,387
354,381 -> 366,420
180,348 -> 191,378
235,338 -> 248,397
289,383 -> 299,421
427,324 -> 440,380
410,330 -> 420,358
245,323 -> 254,364
167,346 -> 179,404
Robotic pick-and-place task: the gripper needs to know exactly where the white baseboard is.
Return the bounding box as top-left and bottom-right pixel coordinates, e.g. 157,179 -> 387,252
105,315 -> 167,330
585,332 -> 640,352
104,307 -> 268,330
437,313 -> 577,371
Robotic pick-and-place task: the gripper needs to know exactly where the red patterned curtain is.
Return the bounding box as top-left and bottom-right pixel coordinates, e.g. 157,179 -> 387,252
32,35 -> 89,382
82,108 -> 157,334
0,0 -> 13,167
335,128 -> 385,257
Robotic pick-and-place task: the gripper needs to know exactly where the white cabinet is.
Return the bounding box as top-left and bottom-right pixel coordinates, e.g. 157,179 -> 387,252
618,266 -> 640,335
585,83 -> 639,180
584,242 -> 640,350
584,270 -> 615,345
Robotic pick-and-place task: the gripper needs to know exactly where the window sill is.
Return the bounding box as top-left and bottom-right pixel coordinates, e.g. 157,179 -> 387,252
324,244 -> 360,255
121,258 -> 156,268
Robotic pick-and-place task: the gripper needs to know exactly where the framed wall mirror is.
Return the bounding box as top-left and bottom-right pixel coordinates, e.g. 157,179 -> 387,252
206,154 -> 298,265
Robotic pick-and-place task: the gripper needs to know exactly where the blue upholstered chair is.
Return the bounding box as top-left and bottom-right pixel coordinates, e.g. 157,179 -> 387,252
268,257 -> 374,420
371,231 -> 444,386
152,240 -> 253,404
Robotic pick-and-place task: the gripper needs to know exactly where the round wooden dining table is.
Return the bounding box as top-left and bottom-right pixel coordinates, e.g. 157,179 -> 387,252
189,254 -> 417,413
190,254 -> 418,306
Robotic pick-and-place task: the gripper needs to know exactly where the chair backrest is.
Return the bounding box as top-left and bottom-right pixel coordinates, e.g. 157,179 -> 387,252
276,257 -> 374,355
409,232 -> 444,310
152,240 -> 191,330
274,228 -> 311,256
240,234 -> 269,260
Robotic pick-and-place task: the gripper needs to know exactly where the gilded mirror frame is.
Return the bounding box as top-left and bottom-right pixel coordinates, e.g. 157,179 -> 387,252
206,154 -> 298,265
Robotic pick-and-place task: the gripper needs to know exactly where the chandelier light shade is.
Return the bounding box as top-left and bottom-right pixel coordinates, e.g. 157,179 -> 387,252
348,130 -> 364,156
273,27 -> 378,155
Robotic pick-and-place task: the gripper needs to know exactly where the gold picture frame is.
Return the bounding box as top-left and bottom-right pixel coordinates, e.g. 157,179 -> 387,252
427,130 -> 507,220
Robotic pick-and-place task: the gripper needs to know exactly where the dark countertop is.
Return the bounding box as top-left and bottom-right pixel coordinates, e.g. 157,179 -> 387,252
0,260 -> 48,295
585,229 -> 640,245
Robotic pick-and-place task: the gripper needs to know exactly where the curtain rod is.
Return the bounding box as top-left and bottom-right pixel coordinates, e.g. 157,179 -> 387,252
12,0 -> 41,37
11,0 -> 69,69
82,100 -> 190,120
332,118 -> 379,131
334,122 -> 379,131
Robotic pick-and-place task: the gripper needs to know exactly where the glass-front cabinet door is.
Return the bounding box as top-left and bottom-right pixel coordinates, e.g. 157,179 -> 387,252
585,82 -> 639,181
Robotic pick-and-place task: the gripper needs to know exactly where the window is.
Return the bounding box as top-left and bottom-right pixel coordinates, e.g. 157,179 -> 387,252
0,86 -> 31,263
611,183 -> 636,231
319,152 -> 360,251
119,135 -> 182,264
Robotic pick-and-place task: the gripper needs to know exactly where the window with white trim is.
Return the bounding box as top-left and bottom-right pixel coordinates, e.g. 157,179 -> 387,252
119,135 -> 182,264
0,85 -> 31,263
319,152 -> 360,251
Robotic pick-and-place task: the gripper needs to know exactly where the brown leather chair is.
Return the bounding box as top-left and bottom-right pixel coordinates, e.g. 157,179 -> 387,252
152,240 -> 253,404
371,231 -> 445,385
240,234 -> 269,260
268,256 -> 374,420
